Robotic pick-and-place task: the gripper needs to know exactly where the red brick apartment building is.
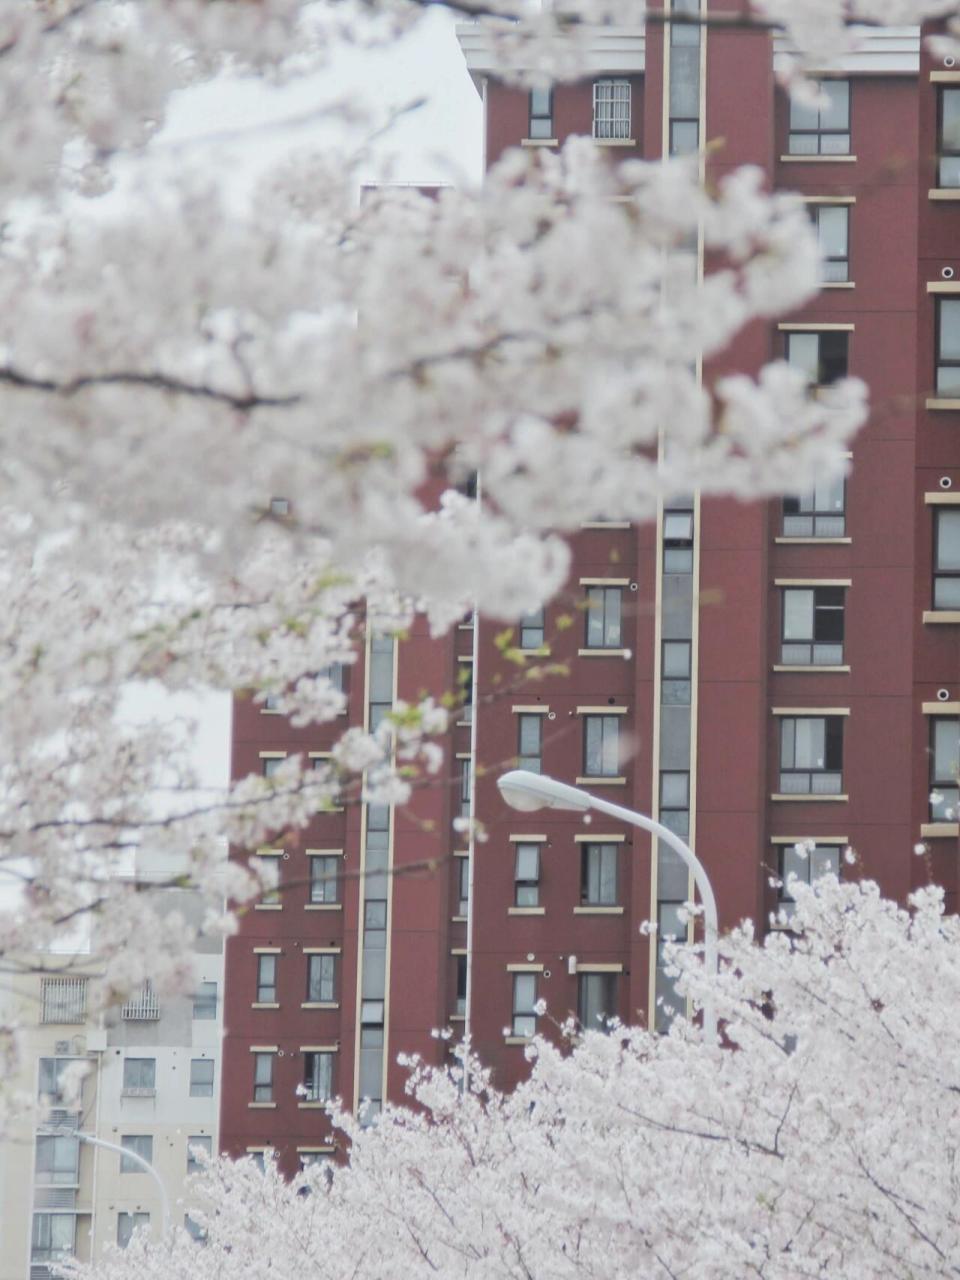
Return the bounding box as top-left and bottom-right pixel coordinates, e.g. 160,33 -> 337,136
220,9 -> 960,1172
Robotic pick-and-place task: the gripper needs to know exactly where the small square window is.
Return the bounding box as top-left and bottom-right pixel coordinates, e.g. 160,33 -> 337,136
120,1134 -> 153,1173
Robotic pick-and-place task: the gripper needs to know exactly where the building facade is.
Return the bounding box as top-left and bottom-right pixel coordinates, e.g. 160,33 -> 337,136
220,9 -> 960,1171
0,897 -> 223,1280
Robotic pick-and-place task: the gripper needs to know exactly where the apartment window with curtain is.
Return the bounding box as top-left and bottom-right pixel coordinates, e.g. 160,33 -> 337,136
930,718 -> 960,822
309,855 -> 339,904
583,715 -> 621,777
514,843 -> 541,907
592,79 -> 631,139
256,954 -> 277,1003
936,298 -> 960,395
302,1052 -> 334,1103
778,716 -> 844,795
121,1057 -> 156,1096
580,842 -> 618,905
307,953 -> 336,1003
528,87 -> 553,139
252,1053 -> 274,1103
35,1135 -> 80,1185
777,842 -> 841,917
577,972 -> 618,1031
780,586 -> 845,665
934,508 -> 960,609
585,586 -> 622,648
511,973 -> 538,1038
938,88 -> 960,187
810,204 -> 849,282
785,330 -> 848,386
517,714 -> 543,773
783,475 -> 846,538
788,80 -> 850,154
31,1213 -> 76,1264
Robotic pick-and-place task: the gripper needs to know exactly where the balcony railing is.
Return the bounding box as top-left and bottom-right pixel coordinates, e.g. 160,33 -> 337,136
120,984 -> 160,1021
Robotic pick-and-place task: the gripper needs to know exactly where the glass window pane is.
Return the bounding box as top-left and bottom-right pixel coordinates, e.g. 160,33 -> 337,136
515,844 -> 540,880
940,299 -> 960,362
937,509 -> 960,570
943,89 -> 960,150
934,719 -> 960,782
786,333 -> 819,382
794,718 -> 825,768
783,589 -> 814,641
817,206 -> 847,258
821,80 -> 849,130
530,87 -> 550,117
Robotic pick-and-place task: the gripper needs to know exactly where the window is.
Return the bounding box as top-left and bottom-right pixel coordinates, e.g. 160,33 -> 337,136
585,586 -> 622,648
668,0 -> 700,156
580,842 -> 618,905
785,330 -> 848,387
40,977 -> 86,1024
35,1135 -> 79,1185
459,758 -> 472,816
779,716 -> 844,795
303,1052 -> 334,1103
122,1057 -> 156,1096
309,855 -> 339,904
117,1212 -> 149,1248
193,980 -> 218,1021
455,955 -> 467,1016
514,843 -> 541,907
261,755 -> 285,778
186,1135 -> 212,1175
184,1215 -> 207,1243
930,718 -> 959,821
511,973 -> 537,1038
31,1213 -> 76,1263
528,87 -> 553,139
662,640 -> 691,705
38,1057 -> 82,1106
577,972 -> 617,1030
307,954 -> 336,1003
256,954 -> 277,1003
190,1058 -> 214,1098
934,508 -> 960,609
939,88 -> 960,187
663,507 -> 694,573
936,298 -> 960,396
517,714 -> 543,773
583,715 -> 621,777
253,1053 -> 274,1103
660,771 -> 690,837
811,204 -> 849,282
783,476 -> 846,538
320,661 -> 344,692
456,857 -> 469,916
593,79 -> 631,139
788,80 -> 850,154
519,607 -> 545,650
781,586 -> 845,665
120,1135 -> 153,1173
778,842 -> 841,917
269,496 -> 290,516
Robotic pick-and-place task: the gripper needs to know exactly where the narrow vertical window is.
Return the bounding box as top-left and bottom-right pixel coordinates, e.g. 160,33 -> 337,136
585,587 -> 622,648
939,88 -> 960,187
592,79 -> 631,139
528,87 -> 553,139
256,954 -> 277,1003
302,1052 -> 334,1103
577,972 -> 617,1030
580,843 -> 618,905
519,607 -> 545,649
252,1053 -> 274,1103
662,640 -> 692,704
583,715 -> 620,777
511,973 -> 537,1037
659,772 -> 690,838
455,955 -> 467,1016
456,857 -> 469,916
663,507 -> 694,573
930,718 -> 960,821
936,298 -> 960,395
459,758 -> 472,816
933,508 -> 960,609
811,204 -> 849,282
189,1059 -> 214,1098
306,954 -> 336,1003
517,714 -> 543,773
309,855 -> 339,904
514,843 -> 541,907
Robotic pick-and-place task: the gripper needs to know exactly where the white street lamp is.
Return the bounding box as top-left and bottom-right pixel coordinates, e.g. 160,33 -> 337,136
496,769 -> 719,1041
66,1131 -> 172,1235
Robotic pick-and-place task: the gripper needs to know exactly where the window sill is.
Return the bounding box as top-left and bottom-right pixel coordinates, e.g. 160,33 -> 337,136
520,138 -> 557,147
449,1014 -> 466,1023
301,1002 -> 339,1010
920,822 -> 959,838
247,1102 -> 277,1109
929,188 -> 960,200
772,665 -> 850,673
254,904 -> 282,911
578,648 -> 632,658
304,903 -> 343,911
770,793 -> 848,802
508,906 -> 545,916
451,915 -> 467,923
575,776 -> 627,786
297,1102 -> 330,1110
259,708 -> 284,715
510,648 -> 552,659
779,154 -> 856,163
923,610 -> 960,624
251,1002 -> 280,1010
593,137 -> 636,146
774,537 -> 851,545
573,905 -> 624,915
503,1036 -> 534,1045
821,281 -> 855,289
926,398 -> 960,411
581,521 -> 631,529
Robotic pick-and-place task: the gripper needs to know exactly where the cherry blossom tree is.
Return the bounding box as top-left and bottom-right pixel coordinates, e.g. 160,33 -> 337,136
0,0 -> 951,1068
77,877 -> 960,1280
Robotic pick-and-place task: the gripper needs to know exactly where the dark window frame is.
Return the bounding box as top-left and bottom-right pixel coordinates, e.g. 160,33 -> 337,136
780,585 -> 845,665
517,713 -> 543,773
938,87 -> 960,188
788,79 -> 850,155
936,297 -> 960,396
583,714 -> 621,778
782,476 -> 846,538
580,842 -> 618,906
810,202 -> 850,282
514,842 -> 541,908
511,972 -> 537,1038
256,954 -> 277,1004
934,507 -> 960,610
309,854 -> 340,905
528,87 -> 553,140
778,715 -> 844,795
930,717 -> 960,822
577,971 -> 618,1031
784,329 -> 849,387
306,953 -> 337,1004
585,586 -> 623,648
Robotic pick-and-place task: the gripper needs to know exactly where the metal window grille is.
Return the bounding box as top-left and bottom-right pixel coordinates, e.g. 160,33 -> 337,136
121,983 -> 160,1021
593,79 -> 631,139
40,979 -> 87,1025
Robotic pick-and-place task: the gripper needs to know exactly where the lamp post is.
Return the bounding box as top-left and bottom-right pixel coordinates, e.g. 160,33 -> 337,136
70,1131 -> 172,1235
496,769 -> 718,1042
